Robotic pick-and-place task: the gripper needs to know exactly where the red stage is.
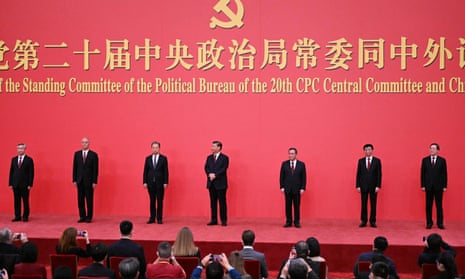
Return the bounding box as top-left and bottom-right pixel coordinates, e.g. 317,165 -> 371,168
2,214 -> 465,277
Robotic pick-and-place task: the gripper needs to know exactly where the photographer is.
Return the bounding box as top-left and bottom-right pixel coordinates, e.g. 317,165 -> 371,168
190,253 -> 241,279
0,228 -> 29,254
146,242 -> 185,279
277,241 -> 318,279
418,233 -> 456,267
56,227 -> 91,258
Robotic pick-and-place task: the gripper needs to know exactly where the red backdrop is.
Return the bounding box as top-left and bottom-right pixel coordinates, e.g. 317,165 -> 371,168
1,0 -> 464,221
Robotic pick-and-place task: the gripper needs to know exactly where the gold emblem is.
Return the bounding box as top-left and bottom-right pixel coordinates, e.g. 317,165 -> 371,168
210,0 -> 244,29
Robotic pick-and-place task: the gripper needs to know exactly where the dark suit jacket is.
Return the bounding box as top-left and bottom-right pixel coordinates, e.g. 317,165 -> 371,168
280,160 -> 307,194
356,157 -> 382,192
204,153 -> 229,190
79,263 -> 116,279
143,154 -> 169,185
421,156 -> 447,191
9,155 -> 34,188
73,150 -> 99,186
353,250 -> 399,279
241,248 -> 269,278
107,239 -> 146,279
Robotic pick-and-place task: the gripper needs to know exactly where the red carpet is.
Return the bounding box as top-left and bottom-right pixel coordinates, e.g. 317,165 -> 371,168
3,214 -> 464,276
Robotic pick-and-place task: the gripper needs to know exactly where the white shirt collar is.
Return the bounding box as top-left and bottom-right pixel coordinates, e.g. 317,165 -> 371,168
243,245 -> 254,249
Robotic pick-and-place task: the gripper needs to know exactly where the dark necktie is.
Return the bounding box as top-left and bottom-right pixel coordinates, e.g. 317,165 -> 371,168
432,157 -> 435,167
291,161 -> 295,174
83,152 -> 87,164
214,154 -> 217,163
153,156 -> 157,169
18,157 -> 23,168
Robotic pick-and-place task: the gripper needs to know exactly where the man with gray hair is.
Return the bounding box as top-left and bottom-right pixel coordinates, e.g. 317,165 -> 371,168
9,143 -> 34,222
0,228 -> 29,254
119,258 -> 140,279
146,242 -> 185,279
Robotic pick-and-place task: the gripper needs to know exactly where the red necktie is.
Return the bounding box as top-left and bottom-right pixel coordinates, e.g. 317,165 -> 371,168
214,154 -> 217,163
291,161 -> 295,174
367,158 -> 371,170
18,157 -> 23,168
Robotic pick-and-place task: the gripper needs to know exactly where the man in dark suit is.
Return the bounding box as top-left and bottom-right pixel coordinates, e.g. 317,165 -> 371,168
205,140 -> 229,226
280,147 -> 307,228
79,243 -> 116,279
107,221 -> 146,279
9,143 -> 34,222
73,137 -> 99,223
143,141 -> 169,224
240,230 -> 269,279
421,143 -> 448,230
356,144 -> 382,228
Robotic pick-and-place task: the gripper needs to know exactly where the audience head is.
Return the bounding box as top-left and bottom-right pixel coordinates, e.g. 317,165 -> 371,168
370,254 -> 388,265
20,242 -> 39,263
58,227 -> 78,253
157,241 -> 172,259
242,230 -> 255,246
120,220 -> 133,236
436,252 -> 458,278
0,228 -> 13,244
426,233 -> 442,252
53,265 -> 73,279
305,237 -> 321,257
206,262 -> 224,279
91,242 -> 108,262
369,262 -> 389,279
228,251 -> 247,275
294,241 -> 309,258
373,236 -> 388,252
288,258 -> 309,279
119,258 -> 140,279
173,227 -> 197,256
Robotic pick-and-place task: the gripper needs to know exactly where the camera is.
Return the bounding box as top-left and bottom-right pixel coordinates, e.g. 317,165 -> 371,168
210,254 -> 221,262
13,233 -> 22,241
77,230 -> 87,237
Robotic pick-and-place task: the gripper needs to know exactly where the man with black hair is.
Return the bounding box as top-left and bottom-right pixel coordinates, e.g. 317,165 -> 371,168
147,242 -> 185,279
119,258 -> 140,279
14,242 -> 47,279
107,221 -> 146,279
190,253 -> 240,279
277,241 -> 318,279
421,143 -> 448,229
143,141 -> 169,224
353,236 -> 398,279
356,144 -> 382,228
418,233 -> 456,267
78,243 -> 116,279
280,148 -> 307,228
240,230 -> 268,279
369,262 -> 389,279
205,140 -> 230,226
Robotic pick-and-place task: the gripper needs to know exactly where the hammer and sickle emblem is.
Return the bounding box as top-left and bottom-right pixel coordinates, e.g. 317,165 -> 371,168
210,0 -> 244,29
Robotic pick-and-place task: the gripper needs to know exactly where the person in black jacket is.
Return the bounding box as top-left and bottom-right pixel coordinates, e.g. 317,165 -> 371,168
431,252 -> 458,279
72,137 -> 99,223
280,148 -> 307,228
205,141 -> 229,226
421,143 -> 448,229
78,243 -> 116,279
356,144 -> 382,228
143,141 -> 169,224
9,143 -> 34,222
56,227 -> 91,259
418,233 -> 456,267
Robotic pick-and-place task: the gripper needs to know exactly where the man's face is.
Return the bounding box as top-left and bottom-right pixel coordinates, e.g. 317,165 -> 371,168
81,138 -> 89,150
211,143 -> 220,154
430,145 -> 438,156
364,147 -> 373,157
17,145 -> 26,156
288,149 -> 297,161
151,144 -> 160,154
